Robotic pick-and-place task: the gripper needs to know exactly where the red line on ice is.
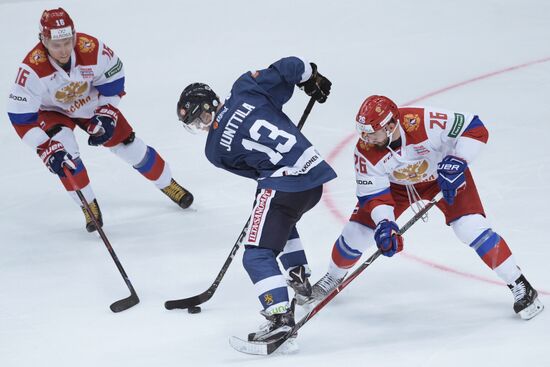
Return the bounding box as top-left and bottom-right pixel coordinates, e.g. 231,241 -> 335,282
322,56 -> 550,296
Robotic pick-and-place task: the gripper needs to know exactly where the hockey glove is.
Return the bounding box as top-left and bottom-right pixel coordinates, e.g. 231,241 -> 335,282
437,155 -> 467,205
374,219 -> 403,257
297,63 -> 332,103
37,139 -> 76,177
87,104 -> 118,146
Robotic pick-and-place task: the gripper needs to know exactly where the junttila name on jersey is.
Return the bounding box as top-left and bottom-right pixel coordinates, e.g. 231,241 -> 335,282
220,103 -> 255,152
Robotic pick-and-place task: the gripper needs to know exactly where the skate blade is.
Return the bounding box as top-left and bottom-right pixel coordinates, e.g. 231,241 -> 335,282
519,298 -> 544,320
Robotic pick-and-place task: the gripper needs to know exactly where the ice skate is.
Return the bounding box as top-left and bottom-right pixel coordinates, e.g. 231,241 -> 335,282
508,274 -> 544,320
82,199 -> 103,233
229,307 -> 298,355
161,179 -> 194,209
287,265 -> 312,305
307,272 -> 345,304
248,308 -> 295,343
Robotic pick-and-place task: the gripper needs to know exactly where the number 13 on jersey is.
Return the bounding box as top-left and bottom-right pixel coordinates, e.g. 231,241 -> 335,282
242,120 -> 297,164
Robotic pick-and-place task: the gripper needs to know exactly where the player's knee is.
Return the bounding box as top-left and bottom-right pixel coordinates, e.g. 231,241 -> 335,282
331,234 -> 362,269
330,222 -> 374,269
451,214 -> 491,244
242,246 -> 280,283
52,126 -> 81,158
109,136 -> 147,165
242,246 -> 276,270
341,221 -> 375,252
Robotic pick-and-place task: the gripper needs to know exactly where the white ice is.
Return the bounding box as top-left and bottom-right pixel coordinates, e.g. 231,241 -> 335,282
1,1 -> 549,366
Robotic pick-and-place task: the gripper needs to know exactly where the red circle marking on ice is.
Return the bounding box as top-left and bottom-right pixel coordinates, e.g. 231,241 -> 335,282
322,56 -> 550,295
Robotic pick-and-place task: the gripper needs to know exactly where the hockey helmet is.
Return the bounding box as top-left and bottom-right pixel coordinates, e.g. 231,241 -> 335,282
177,83 -> 220,133
39,8 -> 75,41
355,95 -> 400,141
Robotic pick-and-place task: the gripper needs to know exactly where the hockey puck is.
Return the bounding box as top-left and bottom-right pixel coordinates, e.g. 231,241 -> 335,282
188,306 -> 202,314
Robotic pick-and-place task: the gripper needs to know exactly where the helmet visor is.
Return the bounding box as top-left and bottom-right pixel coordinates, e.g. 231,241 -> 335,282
356,119 -> 395,144
178,109 -> 213,134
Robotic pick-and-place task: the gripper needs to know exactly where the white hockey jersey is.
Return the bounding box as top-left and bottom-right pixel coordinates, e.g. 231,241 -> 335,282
6,33 -> 125,149
353,106 -> 489,218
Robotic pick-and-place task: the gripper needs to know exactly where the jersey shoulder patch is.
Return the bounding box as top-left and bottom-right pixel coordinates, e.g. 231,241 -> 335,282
356,138 -> 389,166
22,42 -> 55,78
74,33 -> 100,66
399,107 -> 428,144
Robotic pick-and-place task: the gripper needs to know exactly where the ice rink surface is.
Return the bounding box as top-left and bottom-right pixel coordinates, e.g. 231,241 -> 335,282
1,1 -> 549,366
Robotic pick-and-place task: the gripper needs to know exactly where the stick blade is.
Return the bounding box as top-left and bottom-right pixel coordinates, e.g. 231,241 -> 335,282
110,293 -> 140,313
164,294 -> 209,310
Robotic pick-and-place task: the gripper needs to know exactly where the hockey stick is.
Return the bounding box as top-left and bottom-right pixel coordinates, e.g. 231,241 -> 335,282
229,192 -> 444,355
165,97 -> 317,310
297,97 -> 316,130
164,217 -> 250,310
64,168 -> 140,313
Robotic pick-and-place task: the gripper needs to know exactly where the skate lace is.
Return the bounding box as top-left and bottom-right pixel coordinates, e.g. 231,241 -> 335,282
82,201 -> 101,223
317,273 -> 342,292
256,311 -> 275,331
162,180 -> 185,201
511,281 -> 527,302
257,311 -> 292,333
257,320 -> 274,332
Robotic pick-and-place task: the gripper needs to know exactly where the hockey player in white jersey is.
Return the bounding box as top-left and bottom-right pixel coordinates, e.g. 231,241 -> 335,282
6,8 -> 194,232
309,95 -> 543,320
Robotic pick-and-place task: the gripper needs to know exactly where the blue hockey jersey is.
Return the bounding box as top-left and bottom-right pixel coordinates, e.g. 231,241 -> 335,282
205,57 -> 337,192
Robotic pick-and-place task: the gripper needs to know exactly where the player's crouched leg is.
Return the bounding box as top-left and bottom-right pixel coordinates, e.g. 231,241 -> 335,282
109,135 -> 194,208
452,214 -> 544,319
279,230 -> 313,304
308,221 -> 375,302
49,126 -> 102,232
243,246 -> 295,342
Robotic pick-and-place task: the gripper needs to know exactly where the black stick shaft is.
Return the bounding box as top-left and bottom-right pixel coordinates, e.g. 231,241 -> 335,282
297,97 -> 316,130
75,189 -> 136,292
64,168 -> 139,311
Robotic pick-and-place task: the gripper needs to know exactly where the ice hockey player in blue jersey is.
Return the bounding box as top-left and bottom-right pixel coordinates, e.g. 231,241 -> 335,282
176,57 -> 336,343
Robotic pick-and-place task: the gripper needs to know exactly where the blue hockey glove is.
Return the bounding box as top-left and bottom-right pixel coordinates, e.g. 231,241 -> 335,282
37,139 -> 76,177
87,105 -> 117,146
437,155 -> 467,205
374,219 -> 403,257
297,63 -> 331,103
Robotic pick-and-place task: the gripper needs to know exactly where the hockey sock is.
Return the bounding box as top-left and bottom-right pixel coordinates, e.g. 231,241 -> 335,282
279,229 -> 310,275
330,235 -> 362,277
59,158 -> 97,206
59,157 -> 89,191
243,246 -> 289,314
68,184 -> 96,207
470,229 -> 521,283
133,146 -> 171,188
110,137 -> 172,189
